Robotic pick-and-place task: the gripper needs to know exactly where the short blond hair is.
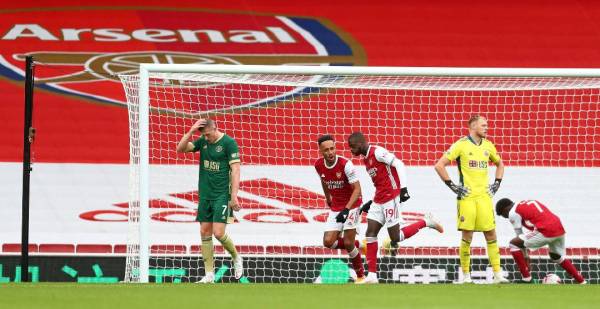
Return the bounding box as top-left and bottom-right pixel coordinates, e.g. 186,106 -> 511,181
468,115 -> 485,127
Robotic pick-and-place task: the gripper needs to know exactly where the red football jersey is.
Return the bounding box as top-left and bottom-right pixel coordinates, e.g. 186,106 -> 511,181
364,145 -> 401,204
510,200 -> 565,238
314,156 -> 362,212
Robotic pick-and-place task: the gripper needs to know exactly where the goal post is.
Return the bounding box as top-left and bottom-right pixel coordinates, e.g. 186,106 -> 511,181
137,66 -> 151,283
121,64 -> 600,284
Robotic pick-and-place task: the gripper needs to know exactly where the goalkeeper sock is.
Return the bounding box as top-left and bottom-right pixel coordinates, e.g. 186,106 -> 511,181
558,258 -> 585,283
510,245 -> 531,279
460,239 -> 471,274
486,239 -> 501,273
217,234 -> 238,260
201,236 -> 214,273
399,220 -> 426,241
348,247 -> 365,278
365,237 -> 378,274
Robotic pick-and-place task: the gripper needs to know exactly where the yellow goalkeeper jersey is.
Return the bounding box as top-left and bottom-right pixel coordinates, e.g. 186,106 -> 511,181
444,136 -> 501,198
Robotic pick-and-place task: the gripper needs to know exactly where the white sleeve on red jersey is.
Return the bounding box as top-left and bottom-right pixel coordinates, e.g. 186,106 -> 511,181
344,160 -> 359,184
373,146 -> 394,165
374,146 -> 408,188
508,207 -> 523,234
393,158 -> 408,189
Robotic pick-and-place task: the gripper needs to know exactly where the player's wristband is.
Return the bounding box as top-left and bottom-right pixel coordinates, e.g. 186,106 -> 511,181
494,178 -> 502,184
444,180 -> 454,187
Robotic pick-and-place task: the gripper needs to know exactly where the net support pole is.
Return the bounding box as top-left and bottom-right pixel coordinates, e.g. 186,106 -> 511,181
21,56 -> 34,283
138,66 -> 150,283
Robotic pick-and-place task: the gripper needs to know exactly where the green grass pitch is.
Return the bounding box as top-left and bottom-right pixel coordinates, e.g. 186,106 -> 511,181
1,283 -> 598,309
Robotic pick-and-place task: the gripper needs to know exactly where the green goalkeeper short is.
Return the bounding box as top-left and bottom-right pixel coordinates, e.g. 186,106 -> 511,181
197,196 -> 232,223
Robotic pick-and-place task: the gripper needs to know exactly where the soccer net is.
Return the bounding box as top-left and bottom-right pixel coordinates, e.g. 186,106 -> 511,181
120,65 -> 600,284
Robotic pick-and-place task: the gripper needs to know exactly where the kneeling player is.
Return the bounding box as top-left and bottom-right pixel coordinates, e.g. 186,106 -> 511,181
315,135 -> 365,283
496,198 -> 586,284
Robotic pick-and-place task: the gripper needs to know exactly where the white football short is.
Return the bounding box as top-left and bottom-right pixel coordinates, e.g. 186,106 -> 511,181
324,207 -> 361,232
366,195 -> 403,227
519,231 -> 566,256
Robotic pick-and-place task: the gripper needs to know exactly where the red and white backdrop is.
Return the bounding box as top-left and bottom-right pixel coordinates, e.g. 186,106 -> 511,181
0,1 -> 598,253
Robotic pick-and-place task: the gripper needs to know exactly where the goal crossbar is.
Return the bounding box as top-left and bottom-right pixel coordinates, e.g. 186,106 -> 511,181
140,64 -> 600,77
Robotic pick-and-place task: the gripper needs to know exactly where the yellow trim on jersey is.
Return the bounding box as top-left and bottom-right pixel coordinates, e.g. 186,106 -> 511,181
210,132 -> 226,144
444,136 -> 500,197
229,159 -> 241,165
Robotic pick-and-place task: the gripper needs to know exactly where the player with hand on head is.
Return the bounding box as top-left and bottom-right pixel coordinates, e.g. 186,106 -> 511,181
434,115 -> 508,284
348,132 -> 444,284
496,198 -> 586,284
176,118 -> 243,283
315,135 -> 366,283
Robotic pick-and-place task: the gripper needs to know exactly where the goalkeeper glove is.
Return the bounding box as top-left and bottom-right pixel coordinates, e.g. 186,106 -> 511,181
444,180 -> 470,199
400,187 -> 410,202
359,200 -> 373,214
488,178 -> 502,197
335,208 -> 350,223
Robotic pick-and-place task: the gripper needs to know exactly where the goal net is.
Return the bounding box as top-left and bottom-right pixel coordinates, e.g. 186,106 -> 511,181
119,65 -> 600,284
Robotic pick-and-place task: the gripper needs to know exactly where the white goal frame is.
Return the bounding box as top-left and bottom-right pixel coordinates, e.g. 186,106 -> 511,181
136,64 -> 600,283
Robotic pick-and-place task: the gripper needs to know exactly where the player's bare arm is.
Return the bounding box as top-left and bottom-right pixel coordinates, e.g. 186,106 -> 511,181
319,179 -> 332,207
513,228 -> 531,269
434,156 -> 470,198
488,159 -> 504,196
495,159 -> 505,179
511,230 -> 532,267
229,162 -> 241,211
344,181 -> 361,210
434,156 -> 451,181
176,119 -> 207,153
